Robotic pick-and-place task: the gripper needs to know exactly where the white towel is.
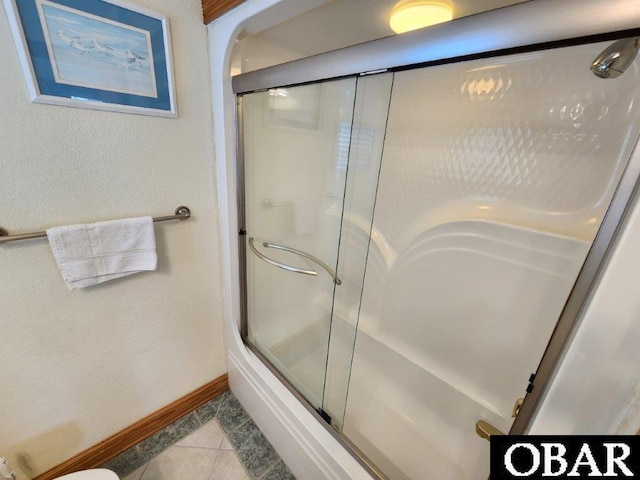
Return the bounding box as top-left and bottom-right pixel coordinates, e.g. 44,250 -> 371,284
292,197 -> 322,236
46,216 -> 157,290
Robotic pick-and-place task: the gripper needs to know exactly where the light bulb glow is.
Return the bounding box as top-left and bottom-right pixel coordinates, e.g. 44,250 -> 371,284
389,0 -> 454,34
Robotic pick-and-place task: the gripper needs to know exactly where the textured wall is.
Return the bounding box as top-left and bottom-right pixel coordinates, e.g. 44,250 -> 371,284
0,0 -> 225,477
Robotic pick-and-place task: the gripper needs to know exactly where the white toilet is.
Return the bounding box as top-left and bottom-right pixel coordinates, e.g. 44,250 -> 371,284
54,470 -> 119,480
1,457 -> 118,480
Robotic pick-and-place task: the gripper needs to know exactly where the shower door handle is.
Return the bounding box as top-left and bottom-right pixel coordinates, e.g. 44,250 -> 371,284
475,420 -> 505,441
248,237 -> 317,277
248,237 -> 342,285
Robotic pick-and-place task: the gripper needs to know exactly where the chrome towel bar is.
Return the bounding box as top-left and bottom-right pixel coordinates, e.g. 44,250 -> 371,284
0,206 -> 191,244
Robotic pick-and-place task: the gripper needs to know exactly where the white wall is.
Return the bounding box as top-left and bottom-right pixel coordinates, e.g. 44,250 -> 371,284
0,0 -> 225,477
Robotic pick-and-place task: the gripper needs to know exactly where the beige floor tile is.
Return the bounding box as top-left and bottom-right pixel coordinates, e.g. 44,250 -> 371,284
220,434 -> 233,450
209,450 -> 251,480
140,445 -> 218,480
176,419 -> 225,449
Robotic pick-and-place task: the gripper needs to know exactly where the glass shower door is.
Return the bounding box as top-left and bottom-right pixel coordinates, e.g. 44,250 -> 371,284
240,79 -> 357,409
237,34 -> 640,480
336,40 -> 640,480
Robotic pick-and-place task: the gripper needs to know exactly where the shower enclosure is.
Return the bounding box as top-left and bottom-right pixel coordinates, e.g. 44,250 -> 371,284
232,3 -> 640,479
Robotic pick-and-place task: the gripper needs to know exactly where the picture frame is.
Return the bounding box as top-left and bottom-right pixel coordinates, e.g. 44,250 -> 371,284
3,0 -> 177,117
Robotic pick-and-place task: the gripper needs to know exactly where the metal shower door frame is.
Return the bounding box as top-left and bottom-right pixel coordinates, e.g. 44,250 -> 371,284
233,0 -> 640,475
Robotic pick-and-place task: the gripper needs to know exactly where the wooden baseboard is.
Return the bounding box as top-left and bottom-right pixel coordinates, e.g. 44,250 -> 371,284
34,374 -> 229,480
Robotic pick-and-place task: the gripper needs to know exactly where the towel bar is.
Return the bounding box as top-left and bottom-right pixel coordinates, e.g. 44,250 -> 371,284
0,206 -> 191,244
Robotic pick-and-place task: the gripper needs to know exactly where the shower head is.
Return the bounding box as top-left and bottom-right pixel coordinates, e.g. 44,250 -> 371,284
591,37 -> 640,79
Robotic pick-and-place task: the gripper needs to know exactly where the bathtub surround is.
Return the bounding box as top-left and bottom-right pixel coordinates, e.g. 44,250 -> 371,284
101,391 -> 295,480
211,1 -> 640,479
0,0 -> 225,477
237,34 -> 640,477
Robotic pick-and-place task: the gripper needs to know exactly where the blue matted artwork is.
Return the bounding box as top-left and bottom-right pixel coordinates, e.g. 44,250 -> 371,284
3,0 -> 177,117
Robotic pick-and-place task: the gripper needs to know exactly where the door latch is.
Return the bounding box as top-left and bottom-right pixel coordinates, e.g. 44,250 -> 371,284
512,398 -> 524,418
475,420 -> 505,441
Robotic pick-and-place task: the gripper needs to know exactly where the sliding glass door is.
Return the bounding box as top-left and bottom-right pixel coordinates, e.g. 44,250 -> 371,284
238,36 -> 640,480
338,40 -> 640,479
240,79 -> 357,410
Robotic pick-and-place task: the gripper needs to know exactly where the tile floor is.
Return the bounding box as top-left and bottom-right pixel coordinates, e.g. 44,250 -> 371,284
101,391 -> 295,480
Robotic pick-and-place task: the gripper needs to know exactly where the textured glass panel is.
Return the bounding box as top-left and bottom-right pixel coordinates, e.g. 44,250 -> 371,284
342,41 -> 640,480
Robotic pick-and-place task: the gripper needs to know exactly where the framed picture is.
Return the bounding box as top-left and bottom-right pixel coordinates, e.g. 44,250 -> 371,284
3,0 -> 177,117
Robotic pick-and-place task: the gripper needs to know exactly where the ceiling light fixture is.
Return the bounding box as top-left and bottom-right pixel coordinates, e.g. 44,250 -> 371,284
389,0 -> 454,34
